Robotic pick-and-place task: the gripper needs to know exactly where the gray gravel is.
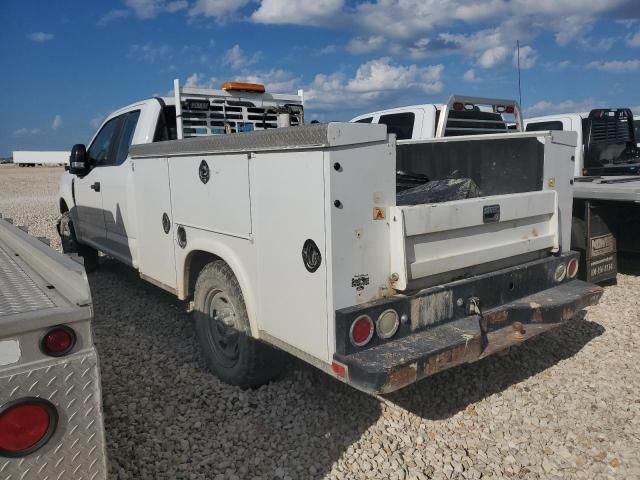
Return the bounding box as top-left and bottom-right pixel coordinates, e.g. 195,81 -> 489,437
1,165 -> 639,480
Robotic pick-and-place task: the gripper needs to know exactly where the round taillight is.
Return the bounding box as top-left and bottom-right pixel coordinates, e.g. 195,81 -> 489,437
350,315 -> 374,347
376,309 -> 400,339
567,258 -> 579,279
554,263 -> 567,282
0,399 -> 57,457
41,326 -> 76,357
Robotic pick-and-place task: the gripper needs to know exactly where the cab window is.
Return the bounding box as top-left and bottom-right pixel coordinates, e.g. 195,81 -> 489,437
113,111 -> 141,166
379,112 -> 415,140
355,117 -> 373,124
87,117 -> 121,166
153,106 -> 178,142
526,121 -> 564,132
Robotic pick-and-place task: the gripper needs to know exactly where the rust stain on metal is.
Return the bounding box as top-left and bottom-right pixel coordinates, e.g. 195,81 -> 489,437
384,363 -> 417,391
373,207 -> 385,220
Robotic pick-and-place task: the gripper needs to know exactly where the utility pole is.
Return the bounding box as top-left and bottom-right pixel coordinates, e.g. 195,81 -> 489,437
517,40 -> 523,108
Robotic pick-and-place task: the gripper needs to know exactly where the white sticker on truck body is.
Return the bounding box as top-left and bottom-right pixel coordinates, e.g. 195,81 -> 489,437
0,340 -> 21,366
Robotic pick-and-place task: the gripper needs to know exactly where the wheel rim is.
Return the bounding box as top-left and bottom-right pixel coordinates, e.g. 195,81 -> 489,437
204,289 -> 240,368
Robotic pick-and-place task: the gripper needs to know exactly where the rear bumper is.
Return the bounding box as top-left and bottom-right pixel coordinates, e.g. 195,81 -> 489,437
335,279 -> 602,394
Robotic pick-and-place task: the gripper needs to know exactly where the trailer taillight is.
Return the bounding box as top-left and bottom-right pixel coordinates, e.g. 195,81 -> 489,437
350,315 -> 374,347
452,102 -> 464,111
554,263 -> 567,282
505,105 -> 515,114
376,309 -> 399,339
0,399 -> 57,457
41,326 -> 76,357
567,258 -> 579,279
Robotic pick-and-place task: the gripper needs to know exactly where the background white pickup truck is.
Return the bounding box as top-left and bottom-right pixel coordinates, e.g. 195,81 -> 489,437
58,85 -> 601,394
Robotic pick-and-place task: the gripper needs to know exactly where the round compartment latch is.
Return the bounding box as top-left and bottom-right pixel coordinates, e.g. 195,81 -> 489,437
199,160 -> 210,184
162,213 -> 171,234
177,226 -> 187,249
302,239 -> 322,273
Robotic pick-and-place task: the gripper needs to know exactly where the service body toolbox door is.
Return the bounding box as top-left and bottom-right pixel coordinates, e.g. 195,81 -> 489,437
132,156 -> 177,291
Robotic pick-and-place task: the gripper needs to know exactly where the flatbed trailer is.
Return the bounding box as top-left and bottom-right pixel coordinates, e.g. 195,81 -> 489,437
0,217 -> 107,480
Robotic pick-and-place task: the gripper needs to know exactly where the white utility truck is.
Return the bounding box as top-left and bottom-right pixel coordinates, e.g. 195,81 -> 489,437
351,95 -> 524,139
0,216 -> 107,479
57,82 -> 601,394
13,151 -> 70,167
525,109 -> 640,283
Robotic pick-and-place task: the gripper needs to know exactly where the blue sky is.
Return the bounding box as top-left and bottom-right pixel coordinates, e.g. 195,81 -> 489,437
2,0 -> 640,157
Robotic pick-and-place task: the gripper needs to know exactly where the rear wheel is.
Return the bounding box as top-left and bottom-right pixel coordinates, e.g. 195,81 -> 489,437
193,260 -> 284,388
57,212 -> 99,273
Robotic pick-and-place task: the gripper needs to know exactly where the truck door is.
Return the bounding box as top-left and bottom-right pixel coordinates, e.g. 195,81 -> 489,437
74,116 -> 123,248
99,110 -> 141,265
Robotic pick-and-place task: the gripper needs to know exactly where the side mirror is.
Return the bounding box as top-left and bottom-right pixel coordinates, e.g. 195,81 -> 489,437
69,144 -> 89,175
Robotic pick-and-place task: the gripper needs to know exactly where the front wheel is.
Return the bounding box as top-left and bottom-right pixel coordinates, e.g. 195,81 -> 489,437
57,212 -> 99,273
193,260 -> 285,388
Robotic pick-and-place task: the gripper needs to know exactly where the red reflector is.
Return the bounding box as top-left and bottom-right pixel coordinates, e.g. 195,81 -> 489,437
505,105 -> 515,114
567,258 -> 579,278
350,315 -> 374,347
42,326 -> 75,357
452,102 -> 464,111
331,361 -> 347,378
0,403 -> 51,454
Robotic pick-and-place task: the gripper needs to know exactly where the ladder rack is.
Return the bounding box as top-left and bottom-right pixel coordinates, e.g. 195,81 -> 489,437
173,79 -> 304,140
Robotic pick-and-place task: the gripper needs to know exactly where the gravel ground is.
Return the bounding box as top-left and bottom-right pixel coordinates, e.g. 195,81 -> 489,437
1,165 -> 639,480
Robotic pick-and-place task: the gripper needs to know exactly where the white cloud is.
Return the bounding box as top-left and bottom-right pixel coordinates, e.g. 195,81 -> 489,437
223,44 -> 261,70
513,45 -> 538,69
305,58 -> 444,111
129,42 -> 172,62
626,31 -> 640,47
587,59 -> 640,73
124,0 -> 187,18
97,9 -> 130,25
26,32 -> 54,42
252,0 -> 344,25
477,45 -> 508,68
239,69 -> 301,92
189,0 -> 250,18
51,115 -> 62,130
13,128 -> 41,136
345,58 -> 443,94
347,36 -> 386,54
526,98 -> 602,117
463,68 -> 479,82
544,60 -> 571,71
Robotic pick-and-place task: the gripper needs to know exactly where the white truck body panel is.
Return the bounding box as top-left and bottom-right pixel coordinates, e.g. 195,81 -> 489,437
129,124 -> 575,366
12,151 -> 69,165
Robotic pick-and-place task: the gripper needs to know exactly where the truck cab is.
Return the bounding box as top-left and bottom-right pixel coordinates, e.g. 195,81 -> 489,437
351,95 -> 523,140
58,80 -> 304,269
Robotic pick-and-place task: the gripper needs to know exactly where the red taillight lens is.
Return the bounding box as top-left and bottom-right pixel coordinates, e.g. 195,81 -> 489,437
505,105 -> 515,114
567,258 -> 579,279
452,102 -> 464,111
41,326 -> 76,357
350,315 -> 374,347
0,400 -> 57,456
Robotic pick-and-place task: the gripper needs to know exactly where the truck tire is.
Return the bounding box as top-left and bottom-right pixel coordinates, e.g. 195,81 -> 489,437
58,212 -> 99,273
193,260 -> 284,388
